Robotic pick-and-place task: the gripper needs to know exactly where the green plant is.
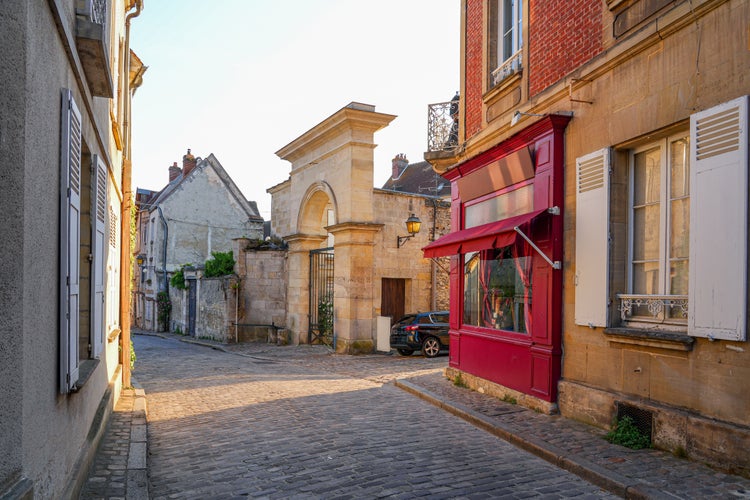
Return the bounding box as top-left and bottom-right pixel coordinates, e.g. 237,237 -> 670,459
170,265 -> 190,290
130,340 -> 136,370
673,446 -> 688,459
605,416 -> 652,449
453,373 -> 469,388
174,326 -> 183,335
317,298 -> 333,335
156,291 -> 171,332
204,251 -> 235,277
501,394 -> 518,405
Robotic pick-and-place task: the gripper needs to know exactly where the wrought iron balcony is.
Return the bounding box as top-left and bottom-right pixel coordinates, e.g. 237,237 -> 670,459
75,0 -> 113,97
427,100 -> 459,153
618,294 -> 688,324
491,49 -> 523,87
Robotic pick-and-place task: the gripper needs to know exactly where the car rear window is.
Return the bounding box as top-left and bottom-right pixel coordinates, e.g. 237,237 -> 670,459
432,313 -> 449,323
394,315 -> 416,326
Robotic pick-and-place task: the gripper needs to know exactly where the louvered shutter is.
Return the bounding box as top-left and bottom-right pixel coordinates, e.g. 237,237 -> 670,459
689,96 -> 748,341
574,148 -> 610,327
91,155 -> 107,358
60,89 -> 82,393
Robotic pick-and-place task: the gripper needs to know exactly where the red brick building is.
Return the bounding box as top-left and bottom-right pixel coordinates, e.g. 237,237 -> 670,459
425,0 -> 750,473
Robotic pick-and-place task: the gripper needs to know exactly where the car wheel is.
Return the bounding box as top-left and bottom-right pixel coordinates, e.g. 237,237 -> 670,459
396,348 -> 414,356
422,337 -> 441,358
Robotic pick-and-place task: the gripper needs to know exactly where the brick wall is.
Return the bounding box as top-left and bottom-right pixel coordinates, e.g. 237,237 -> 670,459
465,0 -> 484,139
528,0 -> 602,96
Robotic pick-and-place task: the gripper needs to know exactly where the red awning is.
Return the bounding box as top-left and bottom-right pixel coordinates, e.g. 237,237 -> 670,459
422,208 -> 548,259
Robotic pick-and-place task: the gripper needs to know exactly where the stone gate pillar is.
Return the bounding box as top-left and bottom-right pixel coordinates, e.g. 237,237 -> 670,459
285,234 -> 327,344
328,222 -> 383,354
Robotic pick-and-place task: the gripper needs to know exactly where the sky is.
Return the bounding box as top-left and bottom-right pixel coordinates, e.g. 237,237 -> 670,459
130,0 -> 460,220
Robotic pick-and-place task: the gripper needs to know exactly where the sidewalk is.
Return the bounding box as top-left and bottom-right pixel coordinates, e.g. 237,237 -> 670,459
80,333 -> 750,499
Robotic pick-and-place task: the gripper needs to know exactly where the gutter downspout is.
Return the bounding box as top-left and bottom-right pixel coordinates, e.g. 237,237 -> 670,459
120,0 -> 144,388
155,205 -> 169,293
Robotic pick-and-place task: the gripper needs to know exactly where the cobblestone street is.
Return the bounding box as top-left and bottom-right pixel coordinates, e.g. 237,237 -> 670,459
133,334 -> 615,499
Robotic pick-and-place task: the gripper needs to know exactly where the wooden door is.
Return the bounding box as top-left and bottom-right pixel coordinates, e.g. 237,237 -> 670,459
381,278 -> 406,325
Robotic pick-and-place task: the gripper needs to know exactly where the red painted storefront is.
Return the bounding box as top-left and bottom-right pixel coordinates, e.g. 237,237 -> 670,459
424,115 -> 570,403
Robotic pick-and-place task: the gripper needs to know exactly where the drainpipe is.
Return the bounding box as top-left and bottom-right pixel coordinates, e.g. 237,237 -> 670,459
120,0 -> 144,389
429,197 -> 439,311
154,205 -> 169,293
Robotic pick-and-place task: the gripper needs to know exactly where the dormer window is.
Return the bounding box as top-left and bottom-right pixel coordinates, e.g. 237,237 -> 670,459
490,0 -> 523,87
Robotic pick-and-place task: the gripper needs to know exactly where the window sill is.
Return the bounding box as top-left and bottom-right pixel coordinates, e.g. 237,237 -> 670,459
604,327 -> 695,352
73,358 -> 101,392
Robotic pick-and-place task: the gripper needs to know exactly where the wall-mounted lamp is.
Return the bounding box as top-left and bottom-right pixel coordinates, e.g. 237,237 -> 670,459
397,213 -> 422,248
136,254 -> 146,283
510,110 -> 546,127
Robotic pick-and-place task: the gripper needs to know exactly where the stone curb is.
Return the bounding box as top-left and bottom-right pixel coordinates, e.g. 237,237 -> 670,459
394,378 -> 660,500
128,380 -> 149,500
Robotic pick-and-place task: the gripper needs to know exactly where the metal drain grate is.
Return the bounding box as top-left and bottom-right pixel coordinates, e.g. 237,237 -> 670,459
616,402 -> 653,440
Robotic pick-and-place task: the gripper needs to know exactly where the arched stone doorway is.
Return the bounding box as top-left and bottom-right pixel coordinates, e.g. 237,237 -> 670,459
274,103 -> 395,353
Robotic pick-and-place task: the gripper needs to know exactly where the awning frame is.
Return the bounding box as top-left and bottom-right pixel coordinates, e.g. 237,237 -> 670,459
513,208 -> 561,269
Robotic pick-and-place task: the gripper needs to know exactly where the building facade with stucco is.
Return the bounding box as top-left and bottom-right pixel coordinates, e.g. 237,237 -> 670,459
0,0 -> 146,497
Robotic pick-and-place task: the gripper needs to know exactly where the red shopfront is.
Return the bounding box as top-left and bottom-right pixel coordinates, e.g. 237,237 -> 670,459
424,115 -> 570,403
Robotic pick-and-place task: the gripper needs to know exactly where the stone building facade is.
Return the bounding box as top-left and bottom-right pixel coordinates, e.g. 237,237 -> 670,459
0,0 -> 145,497
268,103 -> 450,353
426,0 -> 750,473
132,150 -> 264,332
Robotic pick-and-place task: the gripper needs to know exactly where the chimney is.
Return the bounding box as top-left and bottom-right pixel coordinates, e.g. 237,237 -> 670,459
182,148 -> 197,176
168,162 -> 181,182
392,153 -> 408,180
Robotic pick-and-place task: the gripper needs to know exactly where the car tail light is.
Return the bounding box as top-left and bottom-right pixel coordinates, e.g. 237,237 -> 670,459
405,325 -> 419,331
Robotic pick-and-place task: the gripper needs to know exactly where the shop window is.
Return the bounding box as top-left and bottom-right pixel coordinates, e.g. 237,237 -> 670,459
463,245 -> 532,334
489,0 -> 523,87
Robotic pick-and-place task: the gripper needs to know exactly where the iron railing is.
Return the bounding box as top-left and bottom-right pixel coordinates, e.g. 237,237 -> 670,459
76,0 -> 107,25
427,100 -> 459,153
491,49 -> 523,86
618,294 -> 688,324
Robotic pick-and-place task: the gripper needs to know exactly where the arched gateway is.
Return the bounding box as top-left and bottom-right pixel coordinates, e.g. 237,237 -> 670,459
271,103 -> 396,353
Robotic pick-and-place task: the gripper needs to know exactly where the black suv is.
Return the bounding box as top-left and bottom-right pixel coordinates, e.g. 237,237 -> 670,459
390,311 -> 450,358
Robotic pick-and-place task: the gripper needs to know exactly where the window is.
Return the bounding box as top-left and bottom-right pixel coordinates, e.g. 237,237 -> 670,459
574,95 -> 748,341
490,0 -> 523,87
463,246 -> 532,334
624,134 -> 689,325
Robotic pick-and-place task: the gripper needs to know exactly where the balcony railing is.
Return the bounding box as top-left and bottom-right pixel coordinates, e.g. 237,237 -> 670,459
427,100 -> 459,153
491,49 -> 523,87
618,294 -> 688,324
76,0 -> 107,25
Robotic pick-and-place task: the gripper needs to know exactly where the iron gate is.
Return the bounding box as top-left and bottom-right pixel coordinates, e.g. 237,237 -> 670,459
309,247 -> 334,346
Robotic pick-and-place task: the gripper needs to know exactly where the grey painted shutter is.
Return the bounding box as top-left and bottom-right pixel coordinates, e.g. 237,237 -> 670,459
60,89 -> 82,393
689,96 -> 748,341
574,148 -> 610,328
91,155 -> 107,358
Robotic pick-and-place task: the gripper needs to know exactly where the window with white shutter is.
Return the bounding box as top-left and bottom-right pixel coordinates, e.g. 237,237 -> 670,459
688,96 -> 748,341
60,89 -> 82,393
574,148 -> 610,328
91,155 -> 107,358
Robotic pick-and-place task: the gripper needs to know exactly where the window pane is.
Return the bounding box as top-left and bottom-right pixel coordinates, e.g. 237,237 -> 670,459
632,261 -> 660,295
670,138 -> 689,199
670,259 -> 689,295
462,246 -> 531,334
463,253 -> 480,326
633,147 -> 661,206
632,205 -> 660,261
669,197 -> 689,259
464,184 -> 534,228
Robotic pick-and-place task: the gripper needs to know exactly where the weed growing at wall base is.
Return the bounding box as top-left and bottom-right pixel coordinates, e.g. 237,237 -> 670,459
605,416 -> 652,449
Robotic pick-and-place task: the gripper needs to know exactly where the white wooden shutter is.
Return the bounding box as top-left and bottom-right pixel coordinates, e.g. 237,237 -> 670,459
60,89 -> 82,393
91,155 -> 107,358
574,148 -> 610,327
689,96 -> 748,341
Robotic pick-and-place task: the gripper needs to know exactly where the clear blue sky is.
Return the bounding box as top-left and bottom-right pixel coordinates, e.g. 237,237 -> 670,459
130,1 -> 459,220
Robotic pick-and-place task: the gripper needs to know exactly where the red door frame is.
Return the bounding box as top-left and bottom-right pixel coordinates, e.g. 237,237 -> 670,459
442,115 -> 570,402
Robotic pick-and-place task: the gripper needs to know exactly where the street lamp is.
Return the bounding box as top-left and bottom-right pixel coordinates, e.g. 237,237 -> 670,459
397,213 -> 422,248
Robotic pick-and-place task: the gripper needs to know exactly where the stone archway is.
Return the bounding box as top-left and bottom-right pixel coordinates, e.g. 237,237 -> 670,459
275,103 -> 395,353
